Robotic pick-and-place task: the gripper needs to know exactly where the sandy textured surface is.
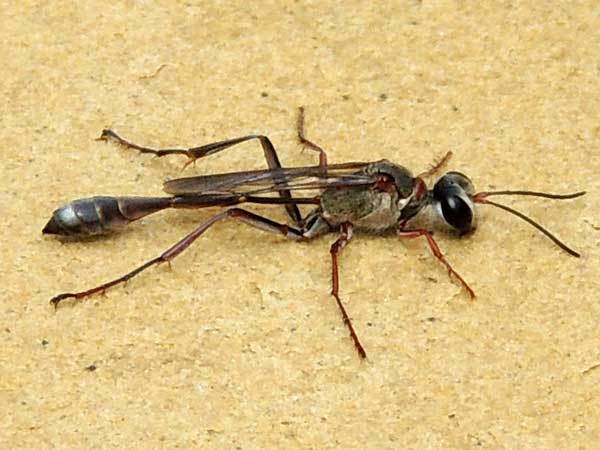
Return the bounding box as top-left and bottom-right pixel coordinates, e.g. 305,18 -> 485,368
2,1 -> 599,449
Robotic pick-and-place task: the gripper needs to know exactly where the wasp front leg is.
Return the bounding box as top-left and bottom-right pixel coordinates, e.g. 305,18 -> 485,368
397,227 -> 475,299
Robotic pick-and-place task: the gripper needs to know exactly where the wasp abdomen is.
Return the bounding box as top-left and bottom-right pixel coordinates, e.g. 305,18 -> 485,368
42,196 -> 171,236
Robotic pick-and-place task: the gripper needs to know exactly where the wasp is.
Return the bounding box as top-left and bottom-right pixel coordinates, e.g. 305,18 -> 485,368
43,108 -> 585,358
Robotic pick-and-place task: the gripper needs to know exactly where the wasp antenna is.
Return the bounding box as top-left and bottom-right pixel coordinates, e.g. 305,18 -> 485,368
476,198 -> 581,257
475,190 -> 586,200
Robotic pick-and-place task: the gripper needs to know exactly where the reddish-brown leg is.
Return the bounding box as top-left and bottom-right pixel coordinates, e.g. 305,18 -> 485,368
50,208 -> 304,309
329,223 -> 367,359
418,150 -> 453,178
297,106 -> 328,168
97,129 -> 303,224
397,228 -> 475,299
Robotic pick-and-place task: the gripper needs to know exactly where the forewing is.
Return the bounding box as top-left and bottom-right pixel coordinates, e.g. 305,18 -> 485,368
163,162 -> 375,195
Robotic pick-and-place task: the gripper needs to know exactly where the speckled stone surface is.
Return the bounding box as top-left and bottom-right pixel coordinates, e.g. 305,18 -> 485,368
1,2 -> 598,449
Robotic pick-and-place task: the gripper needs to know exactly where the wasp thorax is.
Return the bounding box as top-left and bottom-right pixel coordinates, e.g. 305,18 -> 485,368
366,160 -> 415,198
433,172 -> 475,234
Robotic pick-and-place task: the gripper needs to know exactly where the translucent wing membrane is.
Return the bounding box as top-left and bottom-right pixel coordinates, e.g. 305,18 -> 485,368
163,162 -> 374,195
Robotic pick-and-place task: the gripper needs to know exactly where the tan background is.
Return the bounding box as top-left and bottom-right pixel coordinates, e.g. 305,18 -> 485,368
1,1 -> 599,449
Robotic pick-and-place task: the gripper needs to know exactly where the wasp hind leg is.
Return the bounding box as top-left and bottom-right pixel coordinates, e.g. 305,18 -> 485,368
50,208 -> 311,309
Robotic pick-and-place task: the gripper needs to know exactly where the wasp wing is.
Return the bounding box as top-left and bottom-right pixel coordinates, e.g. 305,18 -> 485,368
163,162 -> 375,196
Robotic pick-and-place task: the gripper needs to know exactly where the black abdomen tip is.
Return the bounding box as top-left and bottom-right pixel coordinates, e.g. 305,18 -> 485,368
42,197 -> 125,236
42,216 -> 63,235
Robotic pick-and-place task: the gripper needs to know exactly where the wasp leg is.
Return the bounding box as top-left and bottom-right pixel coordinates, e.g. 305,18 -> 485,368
50,208 -> 307,309
97,130 -> 303,224
329,223 -> 366,359
297,106 -> 328,168
97,129 -> 190,158
418,150 -> 453,178
397,228 -> 475,299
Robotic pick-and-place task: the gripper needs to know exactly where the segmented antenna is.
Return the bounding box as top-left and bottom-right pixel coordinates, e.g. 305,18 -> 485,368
473,190 -> 585,257
475,190 -> 585,200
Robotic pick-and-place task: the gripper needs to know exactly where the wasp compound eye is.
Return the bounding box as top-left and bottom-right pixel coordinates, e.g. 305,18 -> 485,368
439,193 -> 473,234
433,172 -> 475,234
433,172 -> 474,196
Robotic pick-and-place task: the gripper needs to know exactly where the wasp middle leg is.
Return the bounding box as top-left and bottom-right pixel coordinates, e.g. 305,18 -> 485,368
329,222 -> 366,359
